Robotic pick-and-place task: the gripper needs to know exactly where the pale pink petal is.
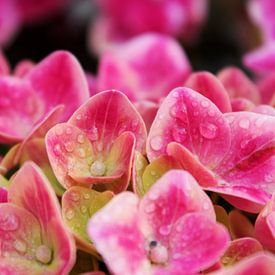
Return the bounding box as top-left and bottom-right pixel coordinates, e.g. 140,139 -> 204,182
27,50 -> 89,121
217,67 -> 261,104
253,105 -> 275,116
147,87 -> 231,169
88,192 -> 151,275
185,71 -> 232,112
139,170 -> 215,246
166,213 -> 229,273
69,90 -> 147,154
8,162 -> 76,273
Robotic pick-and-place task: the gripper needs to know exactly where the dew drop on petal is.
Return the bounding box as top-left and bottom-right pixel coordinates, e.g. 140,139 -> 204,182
145,203 -> 155,214
264,174 -> 274,183
159,225 -> 171,236
90,160 -> 106,176
83,193 -> 90,200
150,136 -> 163,151
76,114 -> 82,120
150,170 -> 156,176
13,240 -> 27,253
172,253 -> 182,260
65,142 -> 74,152
239,119 -> 250,129
70,191 -> 80,202
201,100 -> 209,108
65,209 -> 75,220
208,109 -> 215,117
80,205 -> 87,214
77,134 -> 85,144
89,126 -> 99,141
54,144 -> 61,155
66,127 -> 73,135
199,122 -> 217,139
78,148 -> 86,158
55,128 -> 63,136
0,213 -> 19,231
35,245 -> 52,264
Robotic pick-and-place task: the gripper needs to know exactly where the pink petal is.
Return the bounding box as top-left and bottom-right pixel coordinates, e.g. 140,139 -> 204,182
231,98 -> 255,112
255,194 -> 275,250
26,50 -> 89,121
243,42 -> 275,74
212,252 -> 275,275
147,87 -> 231,169
257,72 -> 275,104
217,67 -> 261,104
167,213 -> 229,273
0,77 -> 44,143
97,33 -> 191,101
221,237 -> 263,266
69,90 -> 147,154
185,71 -> 232,112
139,170 -> 215,247
253,105 -> 275,116
0,187 -> 7,202
8,162 -> 76,273
14,59 -> 35,78
88,192 -> 151,275
213,112 -> 275,206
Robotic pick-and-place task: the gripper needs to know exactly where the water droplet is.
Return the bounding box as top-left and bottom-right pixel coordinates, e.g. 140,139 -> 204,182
159,225 -> 171,236
0,213 -> 19,231
65,142 -> 74,152
199,122 -> 217,139
172,253 -> 182,260
78,148 -> 86,158
77,134 -> 85,144
36,245 -> 52,264
55,128 -> 63,136
240,139 -> 249,149
90,160 -> 106,176
70,191 -> 80,202
172,128 -> 187,142
193,111 -> 199,117
14,240 -> 27,253
208,109 -> 215,117
264,174 -> 274,183
201,100 -> 209,108
54,144 -> 61,155
83,193 -> 90,200
145,203 -> 155,213
65,209 -> 75,220
150,170 -> 157,176
149,191 -> 159,201
191,101 -> 198,107
76,114 -> 82,120
80,205 -> 87,214
66,127 -> 73,135
173,91 -> 179,98
239,119 -> 250,129
89,126 -> 99,141
170,105 -> 178,118
150,136 -> 163,151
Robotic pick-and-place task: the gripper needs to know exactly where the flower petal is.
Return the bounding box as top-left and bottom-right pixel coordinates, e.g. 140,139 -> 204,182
88,192 -> 151,275
147,87 -> 231,169
8,162 -> 76,273
139,170 -> 215,246
69,90 -> 147,154
27,50 -> 89,121
185,71 -> 232,112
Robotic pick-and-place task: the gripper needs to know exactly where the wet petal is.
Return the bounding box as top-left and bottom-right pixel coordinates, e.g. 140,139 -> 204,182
185,71 -> 232,112
27,50 -> 89,121
62,186 -> 113,255
168,213 -> 229,273
88,192 -> 151,275
221,237 -> 263,266
147,87 -> 231,169
217,67 -> 261,104
8,162 -> 76,273
139,170 -> 215,246
69,90 -> 147,154
253,105 -> 275,116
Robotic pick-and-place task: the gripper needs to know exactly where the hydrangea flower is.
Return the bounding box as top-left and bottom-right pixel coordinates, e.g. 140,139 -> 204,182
0,50 -> 89,144
46,90 -> 147,193
88,170 -> 229,275
146,87 -> 275,212
90,0 -> 208,54
0,162 -> 75,274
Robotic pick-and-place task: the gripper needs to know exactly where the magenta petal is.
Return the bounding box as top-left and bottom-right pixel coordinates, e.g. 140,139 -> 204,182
139,170 -> 215,246
69,90 -> 147,154
147,87 -> 231,169
258,72 -> 275,104
168,213 -> 229,273
27,50 -> 89,121
0,187 -> 7,203
231,98 -> 255,112
14,59 -> 35,78
217,67 -> 261,104
88,192 -> 151,275
0,50 -> 10,75
185,71 -> 232,113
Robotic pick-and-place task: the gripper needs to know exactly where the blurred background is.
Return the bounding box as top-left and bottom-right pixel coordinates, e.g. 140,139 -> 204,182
1,0 -> 260,73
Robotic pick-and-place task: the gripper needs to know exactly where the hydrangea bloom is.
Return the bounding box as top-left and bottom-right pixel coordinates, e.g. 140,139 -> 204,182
0,162 -> 75,273
88,170 -> 229,275
146,87 -> 275,212
46,90 -> 147,193
0,50 -> 89,144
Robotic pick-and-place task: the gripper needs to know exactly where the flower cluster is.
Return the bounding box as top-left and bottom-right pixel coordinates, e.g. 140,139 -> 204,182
0,1 -> 275,274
